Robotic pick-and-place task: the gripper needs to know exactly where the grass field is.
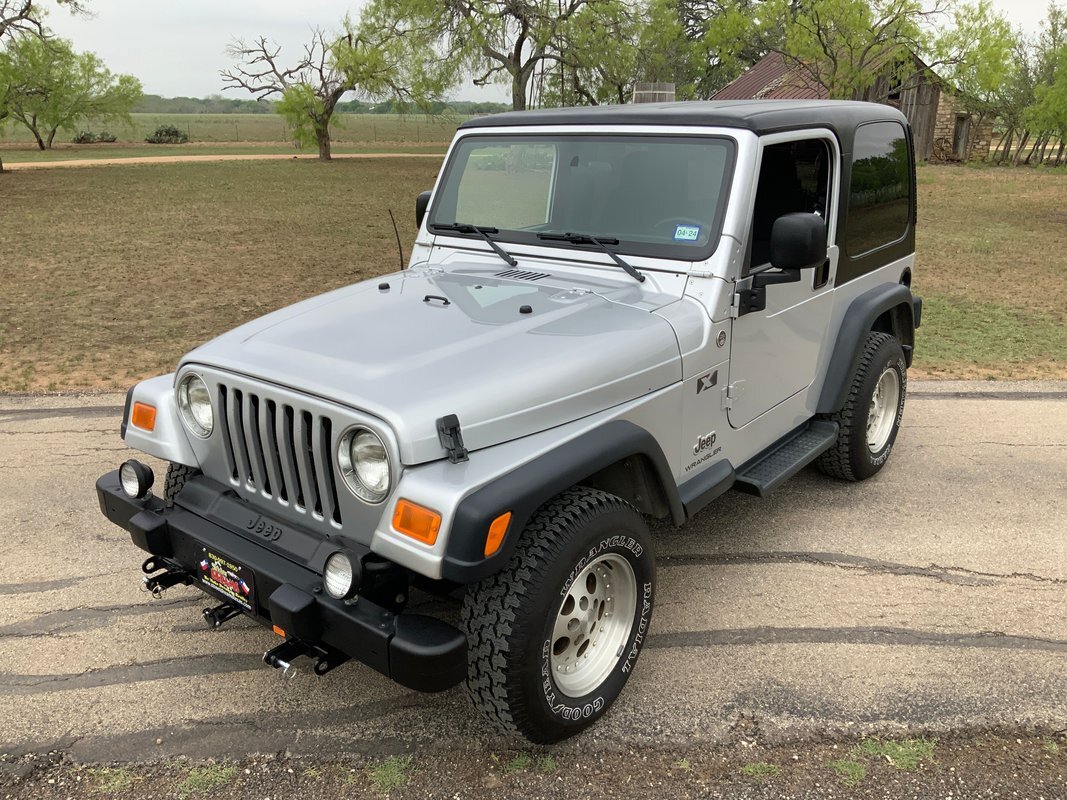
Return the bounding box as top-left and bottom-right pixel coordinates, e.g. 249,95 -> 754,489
913,165 -> 1067,379
0,161 -> 1064,392
0,142 -> 448,163
0,112 -> 463,148
0,158 -> 436,391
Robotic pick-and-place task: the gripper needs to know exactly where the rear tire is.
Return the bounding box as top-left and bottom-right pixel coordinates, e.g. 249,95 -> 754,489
462,486 -> 655,743
817,331 -> 907,481
163,462 -> 200,507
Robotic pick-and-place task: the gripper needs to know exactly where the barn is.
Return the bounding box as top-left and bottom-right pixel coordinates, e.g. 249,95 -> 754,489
711,51 -> 993,162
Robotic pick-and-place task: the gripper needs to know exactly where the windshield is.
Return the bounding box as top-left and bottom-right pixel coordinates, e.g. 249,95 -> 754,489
429,134 -> 735,261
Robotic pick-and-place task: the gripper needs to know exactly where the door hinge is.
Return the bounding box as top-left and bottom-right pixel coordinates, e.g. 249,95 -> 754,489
436,414 -> 469,463
721,381 -> 745,410
728,292 -> 741,319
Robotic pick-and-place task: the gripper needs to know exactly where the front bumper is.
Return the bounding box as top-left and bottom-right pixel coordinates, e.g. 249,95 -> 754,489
96,469 -> 466,692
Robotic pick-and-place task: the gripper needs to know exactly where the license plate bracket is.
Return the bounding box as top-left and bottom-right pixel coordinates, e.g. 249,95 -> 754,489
196,545 -> 256,612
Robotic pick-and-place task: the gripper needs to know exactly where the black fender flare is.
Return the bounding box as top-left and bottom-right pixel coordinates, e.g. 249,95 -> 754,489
441,420 -> 683,583
818,283 -> 916,414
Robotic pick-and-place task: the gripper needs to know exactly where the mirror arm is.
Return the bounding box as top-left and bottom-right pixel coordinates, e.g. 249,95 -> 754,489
751,270 -> 803,290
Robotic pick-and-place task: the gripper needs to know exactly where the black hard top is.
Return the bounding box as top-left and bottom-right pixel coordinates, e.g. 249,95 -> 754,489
458,99 -> 908,137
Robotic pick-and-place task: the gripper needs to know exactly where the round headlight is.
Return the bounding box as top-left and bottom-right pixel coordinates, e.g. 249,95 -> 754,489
177,373 -> 213,438
323,551 -> 355,599
338,428 -> 391,503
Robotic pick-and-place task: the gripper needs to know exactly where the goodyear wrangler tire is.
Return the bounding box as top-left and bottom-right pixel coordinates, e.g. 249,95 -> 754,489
817,331 -> 907,481
462,486 -> 655,743
163,462 -> 200,507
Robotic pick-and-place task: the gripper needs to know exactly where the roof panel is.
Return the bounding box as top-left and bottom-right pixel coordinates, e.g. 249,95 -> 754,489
457,100 -> 908,137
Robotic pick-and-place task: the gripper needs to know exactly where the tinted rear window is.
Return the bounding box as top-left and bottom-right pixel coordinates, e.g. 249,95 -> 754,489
846,122 -> 910,257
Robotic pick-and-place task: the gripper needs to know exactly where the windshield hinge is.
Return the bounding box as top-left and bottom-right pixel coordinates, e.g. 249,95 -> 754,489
729,292 -> 741,319
436,414 -> 469,464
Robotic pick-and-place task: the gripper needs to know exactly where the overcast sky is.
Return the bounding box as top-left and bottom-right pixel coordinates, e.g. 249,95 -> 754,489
45,0 -> 1055,102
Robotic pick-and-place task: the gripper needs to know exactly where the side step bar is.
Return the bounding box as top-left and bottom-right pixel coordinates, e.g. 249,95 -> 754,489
733,420 -> 839,497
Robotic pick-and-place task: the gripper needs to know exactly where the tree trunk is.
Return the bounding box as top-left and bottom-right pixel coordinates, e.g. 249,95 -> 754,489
46,127 -> 57,149
315,124 -> 332,160
1055,139 -> 1065,167
1023,135 -> 1042,165
998,129 -> 1013,164
0,154 -> 5,174
511,79 -> 527,111
1012,130 -> 1030,166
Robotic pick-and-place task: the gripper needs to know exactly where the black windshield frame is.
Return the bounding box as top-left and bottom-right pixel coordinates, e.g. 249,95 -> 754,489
428,133 -> 737,263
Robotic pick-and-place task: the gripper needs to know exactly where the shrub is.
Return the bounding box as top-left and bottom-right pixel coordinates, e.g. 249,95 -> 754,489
145,124 -> 189,144
72,130 -> 117,144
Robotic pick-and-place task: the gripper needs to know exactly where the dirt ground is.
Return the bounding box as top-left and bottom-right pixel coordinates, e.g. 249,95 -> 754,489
3,152 -> 443,170
2,732 -> 1065,799
1,160 -> 1064,390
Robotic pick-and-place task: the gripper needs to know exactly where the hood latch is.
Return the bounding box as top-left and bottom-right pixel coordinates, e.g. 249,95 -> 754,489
436,414 -> 469,464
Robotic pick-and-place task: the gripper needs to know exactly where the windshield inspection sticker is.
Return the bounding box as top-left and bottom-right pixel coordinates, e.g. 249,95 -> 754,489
673,224 -> 701,241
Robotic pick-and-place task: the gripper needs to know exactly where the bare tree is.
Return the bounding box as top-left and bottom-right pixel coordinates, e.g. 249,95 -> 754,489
0,0 -> 87,41
221,18 -> 445,161
222,31 -> 350,160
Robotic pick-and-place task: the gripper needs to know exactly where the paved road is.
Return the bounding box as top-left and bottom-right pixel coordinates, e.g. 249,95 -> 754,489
1,382 -> 1065,763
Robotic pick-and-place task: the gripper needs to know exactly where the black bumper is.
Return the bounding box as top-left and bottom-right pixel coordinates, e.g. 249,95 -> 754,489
96,470 -> 466,692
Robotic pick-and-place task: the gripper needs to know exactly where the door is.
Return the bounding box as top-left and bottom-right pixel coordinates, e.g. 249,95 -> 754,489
952,114 -> 971,161
727,132 -> 840,428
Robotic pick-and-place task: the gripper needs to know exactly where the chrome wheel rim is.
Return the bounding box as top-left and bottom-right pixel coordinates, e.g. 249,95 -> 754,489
550,554 -> 637,698
867,367 -> 901,453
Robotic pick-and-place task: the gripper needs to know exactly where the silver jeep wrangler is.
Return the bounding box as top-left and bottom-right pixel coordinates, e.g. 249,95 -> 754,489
97,100 -> 921,743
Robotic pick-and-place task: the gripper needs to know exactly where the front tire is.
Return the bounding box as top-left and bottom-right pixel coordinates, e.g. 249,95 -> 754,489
462,487 -> 655,743
817,331 -> 907,481
163,462 -> 200,507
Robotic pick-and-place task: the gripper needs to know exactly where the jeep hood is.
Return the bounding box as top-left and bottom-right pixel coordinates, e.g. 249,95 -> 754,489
184,263 -> 683,465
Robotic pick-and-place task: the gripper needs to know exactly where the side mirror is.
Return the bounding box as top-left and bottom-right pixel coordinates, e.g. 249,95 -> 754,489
415,190 -> 432,229
769,212 -> 827,271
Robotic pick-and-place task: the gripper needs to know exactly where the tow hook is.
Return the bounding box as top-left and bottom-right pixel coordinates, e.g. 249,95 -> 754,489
202,602 -> 242,629
141,569 -> 191,599
139,557 -> 192,598
263,639 -> 349,679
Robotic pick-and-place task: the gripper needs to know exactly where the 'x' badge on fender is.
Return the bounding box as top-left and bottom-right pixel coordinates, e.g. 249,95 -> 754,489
696,370 -> 718,394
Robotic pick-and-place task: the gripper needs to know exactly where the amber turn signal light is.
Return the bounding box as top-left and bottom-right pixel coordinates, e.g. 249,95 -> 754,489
484,511 -> 512,557
392,499 -> 442,545
272,625 -> 286,638
130,402 -> 156,432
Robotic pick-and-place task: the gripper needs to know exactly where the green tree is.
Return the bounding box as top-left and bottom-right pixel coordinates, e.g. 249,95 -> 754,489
681,0 -> 785,96
3,35 -> 141,149
541,0 -> 706,105
222,15 -> 450,160
1026,43 -> 1067,164
705,0 -> 1011,103
706,0 -> 934,99
0,46 -> 15,172
369,0 -> 637,111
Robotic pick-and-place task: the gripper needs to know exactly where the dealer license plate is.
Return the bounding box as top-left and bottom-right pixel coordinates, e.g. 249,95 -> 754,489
196,546 -> 256,612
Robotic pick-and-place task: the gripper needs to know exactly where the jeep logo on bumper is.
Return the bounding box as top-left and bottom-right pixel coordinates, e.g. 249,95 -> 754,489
246,514 -> 283,541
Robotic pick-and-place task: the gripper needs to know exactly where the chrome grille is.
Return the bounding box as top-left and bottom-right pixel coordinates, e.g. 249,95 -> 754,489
216,383 -> 342,527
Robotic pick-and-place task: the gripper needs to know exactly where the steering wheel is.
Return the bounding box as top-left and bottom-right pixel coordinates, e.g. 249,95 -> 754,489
651,216 -> 705,231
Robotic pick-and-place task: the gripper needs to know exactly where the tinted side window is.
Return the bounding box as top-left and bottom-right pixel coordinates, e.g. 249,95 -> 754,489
846,122 -> 910,257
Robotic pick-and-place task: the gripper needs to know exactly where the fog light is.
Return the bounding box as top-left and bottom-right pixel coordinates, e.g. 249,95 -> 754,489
323,551 -> 361,600
119,460 -> 154,499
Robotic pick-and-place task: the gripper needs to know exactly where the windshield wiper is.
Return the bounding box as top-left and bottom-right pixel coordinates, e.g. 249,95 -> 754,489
536,232 -> 645,283
430,222 -> 518,267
